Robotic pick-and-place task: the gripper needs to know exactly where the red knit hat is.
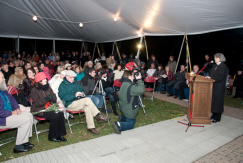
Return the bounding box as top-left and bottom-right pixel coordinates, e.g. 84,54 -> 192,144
35,72 -> 47,83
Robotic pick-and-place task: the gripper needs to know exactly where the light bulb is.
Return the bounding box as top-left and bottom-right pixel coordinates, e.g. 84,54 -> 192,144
114,17 -> 118,21
33,15 -> 38,22
138,43 -> 142,49
79,23 -> 83,28
138,32 -> 142,37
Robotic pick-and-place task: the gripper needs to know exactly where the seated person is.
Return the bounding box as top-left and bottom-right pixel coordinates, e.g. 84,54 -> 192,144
75,65 -> 85,81
1,62 -> 13,84
0,72 -> 34,153
99,69 -> 118,115
112,70 -> 145,134
59,70 -> 111,135
83,61 -> 93,75
113,63 -> 124,80
31,72 -> 67,142
108,62 -> 116,74
80,68 -> 104,109
8,67 -> 26,89
192,64 -> 204,75
167,65 -> 188,100
146,63 -> 156,88
160,66 -> 174,94
49,70 -> 65,103
43,67 -> 51,81
153,64 -> 164,92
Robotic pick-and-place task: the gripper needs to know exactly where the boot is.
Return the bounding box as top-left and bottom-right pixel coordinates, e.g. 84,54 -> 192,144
96,114 -> 111,123
111,101 -> 119,116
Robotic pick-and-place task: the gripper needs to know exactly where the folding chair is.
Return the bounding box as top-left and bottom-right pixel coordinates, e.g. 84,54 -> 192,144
61,101 -> 85,133
143,76 -> 156,102
33,116 -> 49,141
7,85 -> 18,95
0,128 -> 16,147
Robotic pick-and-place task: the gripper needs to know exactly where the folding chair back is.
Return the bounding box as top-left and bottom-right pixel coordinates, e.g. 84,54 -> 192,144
143,76 -> 156,102
7,85 -> 18,95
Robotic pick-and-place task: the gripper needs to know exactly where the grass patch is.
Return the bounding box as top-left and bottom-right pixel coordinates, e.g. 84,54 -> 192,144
0,98 -> 187,162
224,95 -> 243,109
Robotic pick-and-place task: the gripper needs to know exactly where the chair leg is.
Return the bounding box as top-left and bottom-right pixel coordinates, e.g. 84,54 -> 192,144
33,117 -> 39,142
66,117 -> 72,133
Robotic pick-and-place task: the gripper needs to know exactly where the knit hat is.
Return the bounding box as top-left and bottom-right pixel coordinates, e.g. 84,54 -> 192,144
43,67 -> 49,72
65,63 -> 71,69
35,72 -> 47,83
65,70 -> 77,77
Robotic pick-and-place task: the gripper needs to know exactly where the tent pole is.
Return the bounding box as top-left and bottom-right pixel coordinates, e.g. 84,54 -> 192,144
174,34 -> 186,73
92,43 -> 97,61
80,41 -> 83,59
111,42 -> 115,55
53,39 -> 55,55
136,35 -> 144,59
17,36 -> 20,53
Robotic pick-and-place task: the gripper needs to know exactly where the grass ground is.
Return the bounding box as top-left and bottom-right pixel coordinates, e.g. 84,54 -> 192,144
224,95 -> 243,109
0,98 -> 187,162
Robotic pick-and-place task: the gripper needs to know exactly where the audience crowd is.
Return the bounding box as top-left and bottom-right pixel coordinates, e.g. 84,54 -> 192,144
0,49 -> 240,153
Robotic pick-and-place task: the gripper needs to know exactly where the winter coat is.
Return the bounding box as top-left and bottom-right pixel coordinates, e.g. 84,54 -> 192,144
148,60 -> 159,69
162,71 -> 174,81
75,72 -> 85,81
58,78 -> 85,108
113,70 -> 124,80
106,58 -> 115,67
0,91 -> 19,126
168,70 -> 187,89
30,85 -> 57,113
167,60 -> 177,73
7,67 -> 26,88
118,78 -> 145,119
22,78 -> 34,103
153,70 -> 164,83
1,69 -> 12,84
210,63 -> 229,113
122,56 -> 129,64
80,74 -> 95,95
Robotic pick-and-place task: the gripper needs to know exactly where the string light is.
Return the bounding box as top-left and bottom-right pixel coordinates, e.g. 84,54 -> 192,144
114,17 -> 118,21
138,43 -> 142,49
79,23 -> 83,28
32,15 -> 37,22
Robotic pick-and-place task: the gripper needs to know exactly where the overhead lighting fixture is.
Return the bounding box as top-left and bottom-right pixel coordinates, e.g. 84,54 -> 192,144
138,32 -> 143,37
138,43 -> 142,49
114,17 -> 118,21
33,15 -> 38,22
79,23 -> 83,28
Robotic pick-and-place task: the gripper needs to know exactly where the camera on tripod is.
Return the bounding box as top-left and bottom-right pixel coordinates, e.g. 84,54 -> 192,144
133,61 -> 145,78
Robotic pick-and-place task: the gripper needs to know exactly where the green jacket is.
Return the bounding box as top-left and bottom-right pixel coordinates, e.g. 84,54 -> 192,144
58,78 -> 84,108
118,78 -> 145,119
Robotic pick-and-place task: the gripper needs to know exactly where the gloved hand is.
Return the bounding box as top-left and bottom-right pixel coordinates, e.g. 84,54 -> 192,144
45,94 -> 53,101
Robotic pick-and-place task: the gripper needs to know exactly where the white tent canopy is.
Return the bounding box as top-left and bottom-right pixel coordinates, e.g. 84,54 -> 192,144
0,0 -> 243,43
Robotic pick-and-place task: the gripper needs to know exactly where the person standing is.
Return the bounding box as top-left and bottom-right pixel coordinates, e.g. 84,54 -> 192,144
148,54 -> 159,69
167,56 -> 177,73
206,53 -> 229,123
233,55 -> 243,98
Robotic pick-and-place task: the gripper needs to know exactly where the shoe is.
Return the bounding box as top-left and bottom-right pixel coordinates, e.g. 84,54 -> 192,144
57,136 -> 67,142
69,114 -> 74,119
96,114 -> 111,123
49,138 -> 61,142
112,122 -> 121,134
174,96 -> 178,98
22,142 -> 34,148
87,128 -> 100,135
13,146 -> 32,153
167,94 -> 173,97
212,119 -> 219,123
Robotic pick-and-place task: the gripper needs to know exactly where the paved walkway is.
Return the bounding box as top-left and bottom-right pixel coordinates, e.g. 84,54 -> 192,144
4,93 -> 243,163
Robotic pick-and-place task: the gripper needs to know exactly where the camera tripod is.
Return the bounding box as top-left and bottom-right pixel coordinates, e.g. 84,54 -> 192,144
91,77 -> 110,125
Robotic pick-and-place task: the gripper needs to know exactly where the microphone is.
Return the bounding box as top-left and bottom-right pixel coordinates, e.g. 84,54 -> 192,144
204,60 -> 214,66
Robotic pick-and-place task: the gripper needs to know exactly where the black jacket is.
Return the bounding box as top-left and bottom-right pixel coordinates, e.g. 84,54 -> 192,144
210,63 -> 229,113
80,74 -> 95,95
1,69 -> 12,84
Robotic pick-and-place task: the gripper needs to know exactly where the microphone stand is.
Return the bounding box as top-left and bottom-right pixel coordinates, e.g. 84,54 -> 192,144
178,64 -> 210,132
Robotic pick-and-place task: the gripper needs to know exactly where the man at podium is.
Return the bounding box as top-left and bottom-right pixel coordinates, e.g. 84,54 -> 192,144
206,53 -> 229,123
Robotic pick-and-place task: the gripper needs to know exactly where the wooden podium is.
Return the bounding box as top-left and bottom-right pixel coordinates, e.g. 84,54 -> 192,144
186,73 -> 215,124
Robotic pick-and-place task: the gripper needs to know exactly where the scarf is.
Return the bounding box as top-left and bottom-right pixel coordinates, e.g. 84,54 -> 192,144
0,90 -> 12,112
102,76 -> 107,81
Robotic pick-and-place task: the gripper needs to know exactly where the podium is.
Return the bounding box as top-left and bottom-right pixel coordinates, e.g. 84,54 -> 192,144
186,73 -> 215,124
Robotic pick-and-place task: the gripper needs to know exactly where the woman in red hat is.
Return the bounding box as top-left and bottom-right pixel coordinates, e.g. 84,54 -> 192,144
30,72 -> 67,142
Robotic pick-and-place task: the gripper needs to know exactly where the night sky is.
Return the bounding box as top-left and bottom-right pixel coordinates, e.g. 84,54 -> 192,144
0,27 -> 242,75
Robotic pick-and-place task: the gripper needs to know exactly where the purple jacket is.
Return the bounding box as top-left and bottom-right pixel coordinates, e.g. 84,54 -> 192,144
0,91 -> 19,126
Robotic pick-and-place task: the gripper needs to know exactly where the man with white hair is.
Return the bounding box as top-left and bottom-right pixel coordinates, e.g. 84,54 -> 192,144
59,70 -> 110,135
0,72 -> 34,153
